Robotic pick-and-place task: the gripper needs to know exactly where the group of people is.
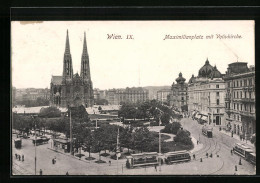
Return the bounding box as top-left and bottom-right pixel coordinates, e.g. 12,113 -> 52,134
15,153 -> 24,162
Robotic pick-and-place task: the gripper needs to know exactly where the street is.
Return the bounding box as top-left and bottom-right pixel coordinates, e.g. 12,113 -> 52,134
12,117 -> 255,175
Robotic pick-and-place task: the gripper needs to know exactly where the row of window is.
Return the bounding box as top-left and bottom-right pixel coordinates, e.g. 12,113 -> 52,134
232,91 -> 253,99
226,102 -> 254,113
227,78 -> 254,88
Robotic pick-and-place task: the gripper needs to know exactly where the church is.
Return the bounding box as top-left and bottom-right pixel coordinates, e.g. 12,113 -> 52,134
50,30 -> 94,108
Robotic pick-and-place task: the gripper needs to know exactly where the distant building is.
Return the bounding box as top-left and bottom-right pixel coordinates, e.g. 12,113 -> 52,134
105,87 -> 149,105
223,62 -> 255,139
14,88 -> 50,101
169,72 -> 188,110
157,89 -> 171,103
188,59 -> 225,126
93,88 -> 101,100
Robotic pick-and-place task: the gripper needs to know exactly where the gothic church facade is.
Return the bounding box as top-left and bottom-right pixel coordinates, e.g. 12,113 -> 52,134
50,30 -> 94,108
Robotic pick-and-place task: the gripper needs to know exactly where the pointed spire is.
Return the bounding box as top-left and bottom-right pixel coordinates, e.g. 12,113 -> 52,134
82,31 -> 88,56
65,29 -> 70,54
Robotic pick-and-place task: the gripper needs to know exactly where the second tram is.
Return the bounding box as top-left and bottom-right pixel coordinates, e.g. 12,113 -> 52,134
202,126 -> 213,138
233,143 -> 254,159
164,150 -> 191,164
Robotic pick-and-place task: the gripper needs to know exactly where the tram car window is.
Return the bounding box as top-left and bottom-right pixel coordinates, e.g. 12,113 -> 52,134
233,143 -> 254,159
126,152 -> 159,168
164,151 -> 191,164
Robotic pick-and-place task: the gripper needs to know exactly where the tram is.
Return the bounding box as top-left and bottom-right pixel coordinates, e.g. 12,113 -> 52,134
247,152 -> 256,165
32,136 -> 50,146
202,126 -> 213,138
233,143 -> 253,159
14,138 -> 22,148
164,150 -> 191,164
126,152 -> 159,168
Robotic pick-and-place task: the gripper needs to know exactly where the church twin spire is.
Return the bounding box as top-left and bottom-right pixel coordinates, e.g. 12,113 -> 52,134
62,30 -> 91,83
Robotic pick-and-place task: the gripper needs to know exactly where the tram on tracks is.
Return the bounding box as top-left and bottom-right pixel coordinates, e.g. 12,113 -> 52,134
14,138 -> 22,148
247,152 -> 256,165
202,126 -> 213,138
164,150 -> 191,164
32,136 -> 50,146
126,152 -> 159,168
233,143 -> 254,160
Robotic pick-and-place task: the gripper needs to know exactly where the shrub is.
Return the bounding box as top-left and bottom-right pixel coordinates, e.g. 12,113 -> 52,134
174,130 -> 192,146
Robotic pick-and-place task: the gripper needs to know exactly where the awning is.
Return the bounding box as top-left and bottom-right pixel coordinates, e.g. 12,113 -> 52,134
201,116 -> 208,121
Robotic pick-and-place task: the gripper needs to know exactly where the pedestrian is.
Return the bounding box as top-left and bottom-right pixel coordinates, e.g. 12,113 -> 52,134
210,153 -> 212,158
15,153 -> 17,159
239,158 -> 242,165
109,160 -> 111,166
66,171 -> 69,175
52,158 -> 54,164
206,152 -> 208,158
193,154 -> 196,160
39,169 -> 43,175
235,165 -> 237,171
154,164 -> 157,172
231,149 -> 233,155
22,155 -> 24,162
18,155 -> 21,161
197,140 -> 199,145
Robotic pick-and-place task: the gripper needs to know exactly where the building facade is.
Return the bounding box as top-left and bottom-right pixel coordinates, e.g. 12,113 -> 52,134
104,87 -> 149,105
50,30 -> 94,108
157,89 -> 171,103
223,62 -> 255,139
169,72 -> 188,110
14,88 -> 50,101
188,59 -> 225,126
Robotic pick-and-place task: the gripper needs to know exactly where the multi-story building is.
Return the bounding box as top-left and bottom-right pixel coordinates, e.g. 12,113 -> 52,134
188,59 -> 225,126
14,88 -> 50,101
105,87 -> 149,105
157,89 -> 171,103
223,62 -> 255,139
93,88 -> 101,100
169,72 -> 188,110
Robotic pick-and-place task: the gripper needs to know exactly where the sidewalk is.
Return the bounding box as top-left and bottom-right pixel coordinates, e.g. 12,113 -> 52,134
212,126 -> 255,149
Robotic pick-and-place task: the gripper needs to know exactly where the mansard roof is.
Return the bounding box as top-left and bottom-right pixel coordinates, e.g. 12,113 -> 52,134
51,76 -> 62,85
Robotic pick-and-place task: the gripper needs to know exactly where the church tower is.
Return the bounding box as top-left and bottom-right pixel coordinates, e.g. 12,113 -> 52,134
80,32 -> 91,82
80,32 -> 94,107
62,30 -> 74,83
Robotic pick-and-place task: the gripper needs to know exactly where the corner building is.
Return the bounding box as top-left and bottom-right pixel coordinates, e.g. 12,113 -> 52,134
223,62 -> 255,140
50,30 -> 94,108
188,59 -> 225,126
169,72 -> 188,110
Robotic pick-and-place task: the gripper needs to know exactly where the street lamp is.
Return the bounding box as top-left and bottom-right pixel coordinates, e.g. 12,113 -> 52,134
31,115 -> 37,175
68,105 -> 73,155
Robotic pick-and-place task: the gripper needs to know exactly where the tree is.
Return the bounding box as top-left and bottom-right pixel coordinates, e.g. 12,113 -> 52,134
98,106 -> 102,111
162,122 -> 181,135
133,126 -> 151,152
120,126 -> 134,153
118,103 -> 137,121
174,130 -> 192,145
39,106 -> 61,118
84,128 -> 95,158
69,105 -> 90,123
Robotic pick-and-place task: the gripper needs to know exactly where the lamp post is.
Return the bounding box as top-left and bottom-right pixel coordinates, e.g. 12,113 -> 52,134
31,115 -> 37,175
68,105 -> 73,155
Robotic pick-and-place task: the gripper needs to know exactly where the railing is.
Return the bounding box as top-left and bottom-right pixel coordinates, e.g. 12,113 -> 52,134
240,111 -> 255,117
240,98 -> 255,103
224,97 -> 231,101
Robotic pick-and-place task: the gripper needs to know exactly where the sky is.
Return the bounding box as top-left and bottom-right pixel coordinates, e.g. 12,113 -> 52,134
11,21 -> 255,90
